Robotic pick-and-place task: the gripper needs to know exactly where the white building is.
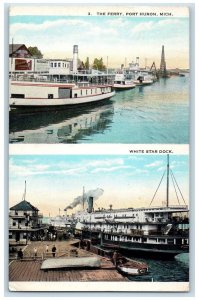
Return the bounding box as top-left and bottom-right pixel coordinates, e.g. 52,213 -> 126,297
9,199 -> 43,245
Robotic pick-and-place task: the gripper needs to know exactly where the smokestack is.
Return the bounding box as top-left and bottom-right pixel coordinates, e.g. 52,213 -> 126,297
65,188 -> 104,210
73,45 -> 78,74
88,196 -> 94,213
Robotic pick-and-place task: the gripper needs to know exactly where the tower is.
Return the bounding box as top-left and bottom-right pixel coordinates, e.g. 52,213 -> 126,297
159,45 -> 167,77
72,45 -> 78,74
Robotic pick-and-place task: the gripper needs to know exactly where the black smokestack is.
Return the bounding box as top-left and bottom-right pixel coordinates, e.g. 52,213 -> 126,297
64,188 -> 104,210
87,197 -> 94,213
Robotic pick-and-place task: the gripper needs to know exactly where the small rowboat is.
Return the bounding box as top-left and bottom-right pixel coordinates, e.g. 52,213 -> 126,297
116,257 -> 148,276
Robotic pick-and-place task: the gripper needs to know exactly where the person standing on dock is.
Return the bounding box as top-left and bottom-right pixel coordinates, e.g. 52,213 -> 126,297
33,247 -> 37,260
112,251 -> 119,266
52,245 -> 57,257
17,248 -> 23,260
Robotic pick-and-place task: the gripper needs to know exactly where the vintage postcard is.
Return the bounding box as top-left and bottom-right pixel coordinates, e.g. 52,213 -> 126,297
8,4 -> 190,293
9,5 -> 189,144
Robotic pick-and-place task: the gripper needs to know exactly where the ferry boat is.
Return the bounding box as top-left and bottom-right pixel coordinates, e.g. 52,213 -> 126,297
133,72 -> 153,86
9,81 -> 115,112
74,156 -> 189,258
113,72 -> 136,90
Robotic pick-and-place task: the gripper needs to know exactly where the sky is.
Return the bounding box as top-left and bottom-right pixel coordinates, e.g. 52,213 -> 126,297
9,155 -> 189,217
9,14 -> 189,69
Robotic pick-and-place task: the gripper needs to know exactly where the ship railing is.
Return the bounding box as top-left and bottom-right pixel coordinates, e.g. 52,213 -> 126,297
10,76 -> 112,87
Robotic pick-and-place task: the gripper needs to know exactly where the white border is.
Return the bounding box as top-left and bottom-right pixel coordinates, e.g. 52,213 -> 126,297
1,0 -> 198,299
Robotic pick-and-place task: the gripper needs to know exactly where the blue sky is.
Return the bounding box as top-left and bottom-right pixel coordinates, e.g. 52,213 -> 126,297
9,15 -> 189,68
9,155 -> 189,216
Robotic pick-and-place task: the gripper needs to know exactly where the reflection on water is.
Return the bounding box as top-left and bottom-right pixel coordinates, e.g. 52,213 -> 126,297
9,102 -> 114,143
9,76 -> 189,144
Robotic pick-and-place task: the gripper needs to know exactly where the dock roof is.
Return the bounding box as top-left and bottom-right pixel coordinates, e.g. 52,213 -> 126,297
10,200 -> 39,211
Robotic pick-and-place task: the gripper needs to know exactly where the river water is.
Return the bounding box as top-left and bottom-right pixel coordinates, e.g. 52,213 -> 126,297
126,253 -> 189,282
9,75 -> 189,144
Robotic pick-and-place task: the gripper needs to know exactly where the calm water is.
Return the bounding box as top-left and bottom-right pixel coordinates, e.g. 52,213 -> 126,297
126,253 -> 189,282
9,76 -> 189,144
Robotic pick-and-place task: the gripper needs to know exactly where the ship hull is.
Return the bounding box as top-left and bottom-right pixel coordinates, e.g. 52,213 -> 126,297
113,84 -> 136,91
102,240 -> 188,259
10,93 -> 114,113
79,230 -> 189,259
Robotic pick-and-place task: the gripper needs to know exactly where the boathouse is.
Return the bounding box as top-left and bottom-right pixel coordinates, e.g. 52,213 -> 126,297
9,199 -> 44,245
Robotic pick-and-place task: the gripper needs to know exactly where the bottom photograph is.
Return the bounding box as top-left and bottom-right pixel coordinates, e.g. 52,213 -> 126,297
8,154 -> 189,291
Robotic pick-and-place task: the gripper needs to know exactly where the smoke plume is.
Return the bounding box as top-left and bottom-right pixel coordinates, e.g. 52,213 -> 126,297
65,188 -> 104,210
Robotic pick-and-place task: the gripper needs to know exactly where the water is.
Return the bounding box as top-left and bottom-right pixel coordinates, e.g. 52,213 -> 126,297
126,253 -> 189,282
9,76 -> 189,144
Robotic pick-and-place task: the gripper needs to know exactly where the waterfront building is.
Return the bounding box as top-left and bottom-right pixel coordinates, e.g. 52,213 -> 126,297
9,199 -> 43,245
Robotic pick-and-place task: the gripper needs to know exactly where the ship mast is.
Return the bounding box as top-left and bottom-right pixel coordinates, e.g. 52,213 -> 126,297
82,186 -> 85,210
22,180 -> 26,201
166,155 -> 169,207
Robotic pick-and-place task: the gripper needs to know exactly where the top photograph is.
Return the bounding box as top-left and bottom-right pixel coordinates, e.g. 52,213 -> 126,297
9,5 -> 190,144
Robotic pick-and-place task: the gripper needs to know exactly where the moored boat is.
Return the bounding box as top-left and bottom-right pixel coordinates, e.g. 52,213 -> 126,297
133,73 -> 153,86
113,72 -> 136,90
74,156 -> 189,259
116,256 -> 148,276
9,80 -> 115,112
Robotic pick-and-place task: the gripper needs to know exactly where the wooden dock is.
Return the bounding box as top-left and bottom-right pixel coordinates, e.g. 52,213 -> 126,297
9,240 -> 127,282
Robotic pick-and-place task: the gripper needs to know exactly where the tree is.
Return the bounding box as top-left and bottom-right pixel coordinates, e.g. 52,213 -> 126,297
28,46 -> 43,58
92,58 -> 106,71
78,61 -> 85,71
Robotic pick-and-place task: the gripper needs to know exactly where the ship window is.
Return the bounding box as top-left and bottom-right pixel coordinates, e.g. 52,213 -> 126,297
11,94 -> 25,98
158,239 -> 165,243
74,93 -> 77,98
54,63 -> 57,67
86,90 -> 87,95
167,239 -> 174,245
48,94 -> 54,99
51,63 -> 53,67
91,89 -> 92,94
58,63 -> 61,67
80,90 -> 82,95
13,222 -> 16,226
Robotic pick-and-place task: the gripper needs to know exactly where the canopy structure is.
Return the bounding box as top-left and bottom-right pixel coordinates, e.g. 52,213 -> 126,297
41,256 -> 101,270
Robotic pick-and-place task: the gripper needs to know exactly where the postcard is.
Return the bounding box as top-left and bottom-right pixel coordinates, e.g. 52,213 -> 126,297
8,4 -> 190,293
9,4 -> 189,144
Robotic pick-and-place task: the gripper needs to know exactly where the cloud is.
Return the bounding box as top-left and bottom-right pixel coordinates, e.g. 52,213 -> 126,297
87,158 -> 124,168
91,165 -> 131,174
132,21 -> 154,33
106,18 -> 128,27
157,19 -> 181,27
9,158 -> 87,177
145,160 -> 163,168
86,26 -> 117,36
131,19 -> 182,34
9,157 -> 126,178
10,19 -> 90,35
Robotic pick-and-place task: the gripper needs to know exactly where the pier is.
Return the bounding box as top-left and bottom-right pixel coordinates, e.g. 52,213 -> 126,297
9,240 -> 128,282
